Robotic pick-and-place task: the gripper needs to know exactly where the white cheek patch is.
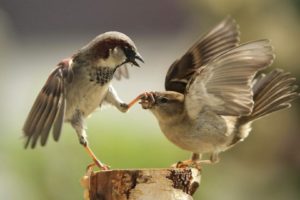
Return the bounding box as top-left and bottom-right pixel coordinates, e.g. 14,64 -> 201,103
113,47 -> 119,55
96,59 -> 116,68
96,47 -> 126,68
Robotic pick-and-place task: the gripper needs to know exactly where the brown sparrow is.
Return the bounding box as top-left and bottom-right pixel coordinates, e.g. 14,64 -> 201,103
139,17 -> 299,168
23,31 -> 144,169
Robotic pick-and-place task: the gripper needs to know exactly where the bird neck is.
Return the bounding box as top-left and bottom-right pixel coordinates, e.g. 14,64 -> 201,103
151,106 -> 185,126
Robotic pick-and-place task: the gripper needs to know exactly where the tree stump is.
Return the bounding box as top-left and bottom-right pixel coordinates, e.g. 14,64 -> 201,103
81,168 -> 201,200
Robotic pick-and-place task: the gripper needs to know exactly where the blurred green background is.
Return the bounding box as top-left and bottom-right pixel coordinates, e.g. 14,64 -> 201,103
1,0 -> 300,199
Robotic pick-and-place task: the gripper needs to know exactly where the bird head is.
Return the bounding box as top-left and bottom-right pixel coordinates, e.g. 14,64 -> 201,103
140,91 -> 185,123
75,31 -> 144,68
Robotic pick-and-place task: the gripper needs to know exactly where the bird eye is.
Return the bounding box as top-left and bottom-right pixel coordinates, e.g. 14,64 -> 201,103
159,97 -> 169,103
123,46 -> 134,57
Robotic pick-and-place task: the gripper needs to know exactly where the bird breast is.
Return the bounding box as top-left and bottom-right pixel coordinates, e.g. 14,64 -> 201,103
64,67 -> 114,120
159,111 -> 236,154
88,67 -> 115,85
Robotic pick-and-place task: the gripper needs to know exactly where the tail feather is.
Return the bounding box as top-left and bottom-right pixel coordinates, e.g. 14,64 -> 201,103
240,69 -> 299,124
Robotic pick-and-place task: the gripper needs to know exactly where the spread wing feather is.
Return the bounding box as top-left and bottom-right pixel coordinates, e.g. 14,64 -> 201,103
52,94 -> 66,142
184,40 -> 274,119
165,17 -> 240,93
23,63 -> 72,148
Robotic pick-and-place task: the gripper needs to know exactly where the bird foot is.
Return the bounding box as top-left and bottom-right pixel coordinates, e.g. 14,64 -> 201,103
172,159 -> 202,170
119,103 -> 129,113
92,159 -> 110,171
139,92 -> 156,109
126,93 -> 149,110
84,145 -> 110,171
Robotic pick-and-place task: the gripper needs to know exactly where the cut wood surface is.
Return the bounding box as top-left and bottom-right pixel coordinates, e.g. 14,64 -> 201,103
82,168 -> 201,200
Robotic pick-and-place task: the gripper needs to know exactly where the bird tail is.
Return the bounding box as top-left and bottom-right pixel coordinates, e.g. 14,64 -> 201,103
239,69 -> 299,124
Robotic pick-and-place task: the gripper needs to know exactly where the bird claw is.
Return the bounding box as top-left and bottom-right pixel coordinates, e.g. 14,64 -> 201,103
171,160 -> 202,170
119,103 -> 129,113
93,159 -> 110,171
83,145 -> 110,171
140,92 -> 156,109
79,136 -> 88,146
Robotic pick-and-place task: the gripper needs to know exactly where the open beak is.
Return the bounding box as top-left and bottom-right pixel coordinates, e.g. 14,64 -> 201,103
128,52 -> 144,67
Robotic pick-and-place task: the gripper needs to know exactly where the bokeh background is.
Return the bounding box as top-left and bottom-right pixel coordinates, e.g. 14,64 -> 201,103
0,0 -> 300,199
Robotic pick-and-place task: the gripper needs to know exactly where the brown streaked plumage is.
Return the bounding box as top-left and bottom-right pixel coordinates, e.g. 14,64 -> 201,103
165,16 -> 240,93
23,31 -> 144,169
140,17 -> 299,167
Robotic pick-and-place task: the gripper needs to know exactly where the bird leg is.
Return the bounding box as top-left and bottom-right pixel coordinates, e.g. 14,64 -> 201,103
84,145 -> 110,170
198,153 -> 220,164
81,134 -> 110,170
172,152 -> 220,169
104,86 -> 147,112
172,153 -> 202,170
71,112 -> 109,170
115,91 -> 156,111
127,93 -> 145,109
126,91 -> 156,110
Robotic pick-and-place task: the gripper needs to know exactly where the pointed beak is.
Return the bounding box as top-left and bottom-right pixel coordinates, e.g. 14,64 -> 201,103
135,52 -> 144,64
128,52 -> 144,67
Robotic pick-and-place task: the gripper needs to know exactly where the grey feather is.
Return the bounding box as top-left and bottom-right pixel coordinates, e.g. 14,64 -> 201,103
23,65 -> 71,148
40,78 -> 63,146
184,40 -> 274,119
165,16 -> 240,93
52,93 -> 66,142
240,69 -> 299,123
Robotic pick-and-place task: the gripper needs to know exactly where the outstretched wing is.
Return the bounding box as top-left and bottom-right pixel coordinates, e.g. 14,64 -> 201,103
165,17 -> 240,93
23,60 -> 73,148
184,40 -> 274,120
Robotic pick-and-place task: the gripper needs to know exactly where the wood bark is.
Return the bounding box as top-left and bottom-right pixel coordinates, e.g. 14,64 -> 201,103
82,168 -> 201,200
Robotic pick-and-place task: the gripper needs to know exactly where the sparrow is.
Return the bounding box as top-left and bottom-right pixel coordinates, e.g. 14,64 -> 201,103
23,31 -> 144,169
139,17 -> 299,168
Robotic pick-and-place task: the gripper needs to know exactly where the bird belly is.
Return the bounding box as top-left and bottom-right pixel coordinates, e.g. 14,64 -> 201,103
160,112 -> 235,154
65,80 -> 110,120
